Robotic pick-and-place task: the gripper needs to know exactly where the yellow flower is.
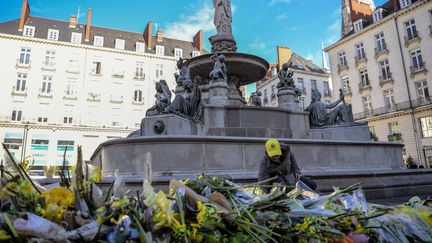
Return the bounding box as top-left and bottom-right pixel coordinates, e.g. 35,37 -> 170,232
153,191 -> 177,229
41,187 -> 75,208
43,203 -> 67,222
196,201 -> 208,224
0,230 -> 11,240
97,215 -> 103,224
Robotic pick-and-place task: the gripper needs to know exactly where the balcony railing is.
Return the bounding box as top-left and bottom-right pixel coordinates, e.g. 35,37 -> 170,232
41,63 -> 56,71
358,82 -> 372,92
355,55 -> 367,67
66,67 -> 80,74
132,99 -> 144,105
110,95 -> 124,104
343,87 -> 352,96
353,97 -> 432,120
388,133 -> 402,142
63,91 -> 78,100
87,93 -> 101,102
134,73 -> 145,80
337,63 -> 349,73
379,72 -> 394,86
38,89 -> 53,98
16,59 -> 31,69
404,31 -> 421,47
410,63 -> 427,78
374,44 -> 389,59
11,86 -> 28,96
112,71 -> 125,79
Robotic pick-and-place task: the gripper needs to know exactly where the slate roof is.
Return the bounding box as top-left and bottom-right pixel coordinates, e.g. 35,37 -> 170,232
0,17 -> 201,58
287,53 -> 328,75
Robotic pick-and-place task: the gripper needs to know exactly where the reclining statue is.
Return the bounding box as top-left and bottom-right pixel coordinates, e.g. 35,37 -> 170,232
305,89 -> 354,127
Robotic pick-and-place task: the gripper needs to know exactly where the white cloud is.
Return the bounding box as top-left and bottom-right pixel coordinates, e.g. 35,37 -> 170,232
165,2 -> 215,41
276,13 -> 288,21
249,37 -> 267,51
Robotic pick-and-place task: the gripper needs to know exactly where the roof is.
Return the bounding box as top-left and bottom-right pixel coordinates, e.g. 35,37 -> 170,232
287,53 -> 328,75
0,16 -> 201,57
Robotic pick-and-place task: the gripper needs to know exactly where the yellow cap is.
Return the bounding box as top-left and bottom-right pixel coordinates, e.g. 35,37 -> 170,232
265,139 -> 282,158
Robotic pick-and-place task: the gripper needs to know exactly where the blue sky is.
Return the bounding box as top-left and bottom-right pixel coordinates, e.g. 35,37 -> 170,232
0,0 -> 388,67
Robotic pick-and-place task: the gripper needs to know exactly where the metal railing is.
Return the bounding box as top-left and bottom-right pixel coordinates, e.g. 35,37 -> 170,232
337,63 -> 348,73
404,31 -> 420,46
410,62 -> 426,75
355,55 -> 367,65
353,97 -> 432,120
16,59 -> 31,69
379,72 -> 393,86
374,43 -> 388,57
358,82 -> 371,91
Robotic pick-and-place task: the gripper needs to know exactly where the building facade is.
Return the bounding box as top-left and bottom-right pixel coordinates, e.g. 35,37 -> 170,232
0,0 -> 203,166
257,47 -> 333,110
326,0 -> 432,167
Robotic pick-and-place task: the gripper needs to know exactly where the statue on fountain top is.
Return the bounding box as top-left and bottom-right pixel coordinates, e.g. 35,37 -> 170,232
175,57 -> 191,87
213,0 -> 232,35
209,53 -> 228,81
305,89 -> 355,127
146,80 -> 172,116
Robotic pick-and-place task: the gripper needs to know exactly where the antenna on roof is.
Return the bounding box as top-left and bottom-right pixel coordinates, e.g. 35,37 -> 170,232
77,6 -> 81,23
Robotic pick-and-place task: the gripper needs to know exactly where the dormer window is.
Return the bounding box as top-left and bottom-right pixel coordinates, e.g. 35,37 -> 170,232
372,9 -> 383,23
47,29 -> 59,40
174,48 -> 183,60
156,45 -> 164,56
354,19 -> 365,33
23,25 -> 35,37
192,51 -> 200,58
115,39 -> 125,50
400,0 -> 412,8
136,42 -> 145,53
94,36 -> 104,47
71,32 -> 82,44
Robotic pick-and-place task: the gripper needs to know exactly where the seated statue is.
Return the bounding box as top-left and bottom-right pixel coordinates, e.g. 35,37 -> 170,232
164,75 -> 203,122
209,53 -> 228,81
250,91 -> 262,106
145,80 -> 172,116
276,63 -> 294,89
175,57 -> 191,87
305,89 -> 354,127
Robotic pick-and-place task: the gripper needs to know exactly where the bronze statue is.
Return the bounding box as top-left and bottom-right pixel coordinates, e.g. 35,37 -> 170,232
209,53 -> 228,81
213,0 -> 232,35
146,80 -> 172,116
305,89 -> 354,127
277,63 -> 294,89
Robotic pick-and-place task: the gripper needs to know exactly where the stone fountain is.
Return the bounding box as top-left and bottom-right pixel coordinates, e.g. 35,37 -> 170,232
90,0 -> 432,201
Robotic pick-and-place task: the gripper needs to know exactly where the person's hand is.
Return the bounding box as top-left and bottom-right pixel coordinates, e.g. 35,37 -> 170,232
294,173 -> 301,181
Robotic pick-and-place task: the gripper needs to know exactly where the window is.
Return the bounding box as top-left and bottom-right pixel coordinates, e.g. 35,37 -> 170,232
298,97 -> 305,111
11,110 -> 22,122
136,42 -> 145,52
63,116 -> 73,124
411,49 -> 424,69
373,9 -> 383,22
416,80 -> 429,101
384,89 -> 396,110
297,78 -> 304,90
355,42 -> 366,60
41,76 -> 53,94
67,55 -> 79,73
15,74 -> 27,92
71,32 -> 82,44
112,59 -> 125,78
388,121 -> 399,135
323,81 -> 330,95
192,51 -> 200,57
311,80 -> 317,91
354,19 -> 364,32
47,29 -> 59,40
156,45 -> 164,56
338,51 -> 347,67
342,76 -> 351,94
134,90 -> 143,102
135,62 -> 145,79
94,36 -> 104,47
115,39 -> 125,50
420,117 -> 432,137
360,69 -> 370,86
405,19 -> 417,39
362,96 -> 373,115
375,32 -> 386,52
43,50 -> 56,68
91,61 -> 102,75
174,48 -> 183,60
379,60 -> 391,80
23,25 -> 35,37
400,0 -> 412,8
156,64 -> 164,79
37,117 -> 48,123
65,79 -> 77,96
19,48 -> 31,65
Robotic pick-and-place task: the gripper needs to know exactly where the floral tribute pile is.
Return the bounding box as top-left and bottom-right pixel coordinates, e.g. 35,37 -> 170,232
0,145 -> 431,242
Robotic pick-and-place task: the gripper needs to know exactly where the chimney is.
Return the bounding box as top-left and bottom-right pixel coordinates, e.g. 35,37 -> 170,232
85,8 -> 92,42
18,0 -> 30,32
392,0 -> 400,11
144,21 -> 153,50
193,30 -> 203,53
349,0 -> 374,24
69,15 -> 77,28
156,28 -> 163,42
277,46 -> 292,71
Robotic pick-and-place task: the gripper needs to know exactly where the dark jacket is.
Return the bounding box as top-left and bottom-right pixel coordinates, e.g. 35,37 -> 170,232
258,144 -> 301,192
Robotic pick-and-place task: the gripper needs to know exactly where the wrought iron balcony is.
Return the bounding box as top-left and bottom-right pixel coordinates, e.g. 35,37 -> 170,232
134,73 -> 145,80
11,86 -> 28,96
410,63 -> 427,78
16,59 -> 31,69
41,63 -> 56,71
87,92 -> 101,102
38,89 -> 53,98
404,32 -> 421,47
358,82 -> 372,93
110,95 -> 124,104
355,55 -> 367,67
63,91 -> 78,100
112,71 -> 125,79
374,44 -> 389,59
132,98 -> 144,105
337,63 -> 349,74
379,73 -> 394,86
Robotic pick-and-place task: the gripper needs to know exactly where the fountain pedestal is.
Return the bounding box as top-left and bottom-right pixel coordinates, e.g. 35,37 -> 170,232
277,87 -> 299,112
208,78 -> 230,106
209,34 -> 237,53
